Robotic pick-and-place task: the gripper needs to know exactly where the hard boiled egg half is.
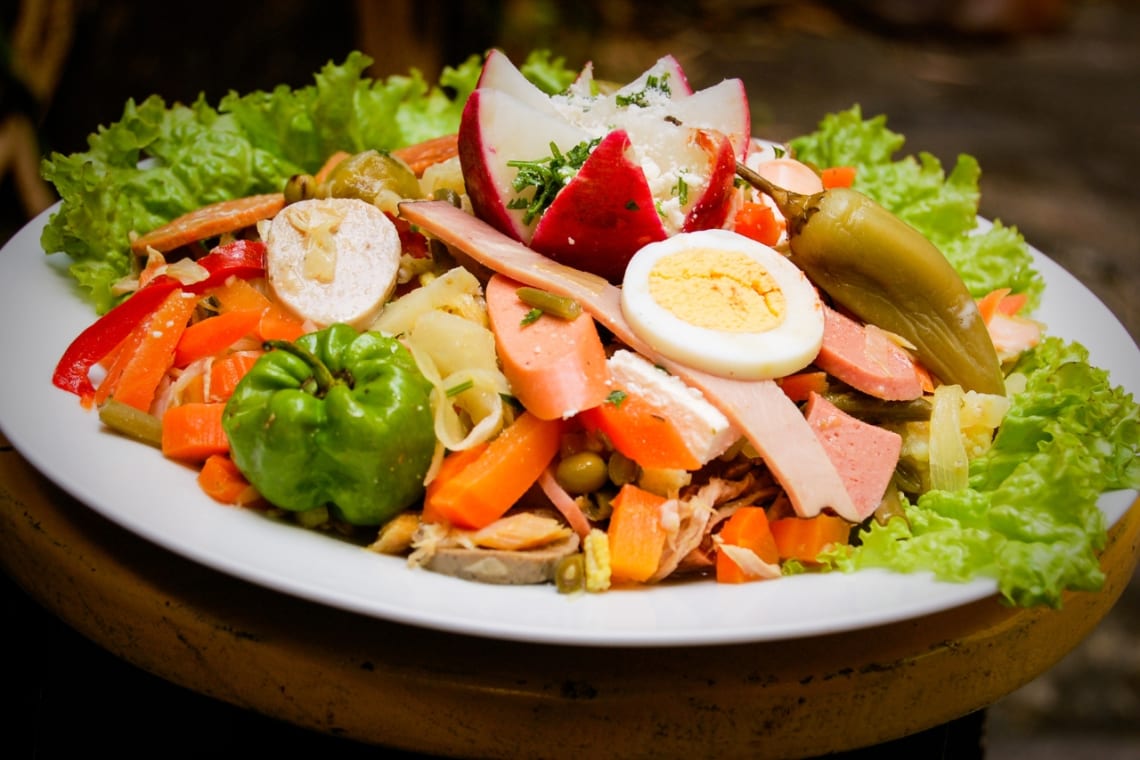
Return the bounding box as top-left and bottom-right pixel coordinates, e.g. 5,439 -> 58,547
620,229 -> 824,379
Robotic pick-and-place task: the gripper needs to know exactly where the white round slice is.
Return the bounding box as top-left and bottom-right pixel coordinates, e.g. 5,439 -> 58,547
265,197 -> 401,329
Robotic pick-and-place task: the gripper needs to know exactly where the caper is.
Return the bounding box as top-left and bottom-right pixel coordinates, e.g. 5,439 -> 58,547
893,457 -> 926,494
432,187 -> 462,208
555,450 -> 609,495
318,150 -> 422,205
607,451 -> 639,487
579,491 -> 614,522
283,173 -> 317,204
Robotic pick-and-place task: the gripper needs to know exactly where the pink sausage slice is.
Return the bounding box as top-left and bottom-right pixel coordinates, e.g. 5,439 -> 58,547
814,305 -> 924,401
804,392 -> 902,520
398,200 -> 860,523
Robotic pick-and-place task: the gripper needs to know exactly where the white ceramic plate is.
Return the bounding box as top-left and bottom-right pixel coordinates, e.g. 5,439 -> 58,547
1,208 -> 1136,647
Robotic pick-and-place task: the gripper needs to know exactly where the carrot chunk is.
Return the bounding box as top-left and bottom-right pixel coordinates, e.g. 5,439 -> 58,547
716,506 -> 780,584
606,484 -> 669,584
422,412 -> 565,530
769,514 -> 852,563
161,402 -> 230,462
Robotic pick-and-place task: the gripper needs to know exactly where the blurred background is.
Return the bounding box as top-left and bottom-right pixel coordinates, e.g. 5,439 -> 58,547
2,0 -> 1137,757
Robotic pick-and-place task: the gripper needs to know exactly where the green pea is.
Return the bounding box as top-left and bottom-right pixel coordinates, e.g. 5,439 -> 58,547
555,450 -> 609,495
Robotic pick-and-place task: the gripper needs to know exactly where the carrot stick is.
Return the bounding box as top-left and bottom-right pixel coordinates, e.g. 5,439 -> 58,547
578,389 -> 700,470
606,483 -> 669,584
161,402 -> 230,462
769,513 -> 852,563
485,273 -> 610,421
976,287 -> 1028,324
208,350 -> 262,401
207,277 -> 307,342
391,133 -> 459,176
421,412 -> 565,530
715,506 -> 779,584
95,290 -> 199,411
776,371 -> 829,403
820,166 -> 857,189
131,193 -> 286,254
197,453 -> 257,504
209,276 -> 271,313
314,150 -> 352,184
173,309 -> 263,367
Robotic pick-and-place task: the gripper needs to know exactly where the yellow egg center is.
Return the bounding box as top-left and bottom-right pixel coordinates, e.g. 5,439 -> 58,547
647,248 -> 786,332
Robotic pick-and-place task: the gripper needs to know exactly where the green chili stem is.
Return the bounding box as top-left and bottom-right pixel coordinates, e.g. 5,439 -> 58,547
735,161 -> 818,236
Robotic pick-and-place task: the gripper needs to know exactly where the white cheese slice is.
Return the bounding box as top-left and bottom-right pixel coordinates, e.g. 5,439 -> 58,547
607,349 -> 740,466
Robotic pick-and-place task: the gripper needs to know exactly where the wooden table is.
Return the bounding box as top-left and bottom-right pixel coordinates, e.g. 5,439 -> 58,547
2,432 -> 1136,759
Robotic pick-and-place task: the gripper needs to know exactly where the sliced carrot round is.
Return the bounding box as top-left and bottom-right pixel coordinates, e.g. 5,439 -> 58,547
131,193 -> 286,254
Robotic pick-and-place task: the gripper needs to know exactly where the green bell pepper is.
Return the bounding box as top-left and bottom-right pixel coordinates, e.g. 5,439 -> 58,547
222,323 -> 436,526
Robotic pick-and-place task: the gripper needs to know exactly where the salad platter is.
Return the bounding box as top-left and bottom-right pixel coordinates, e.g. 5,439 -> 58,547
0,50 -> 1137,647
0,206 -> 1135,647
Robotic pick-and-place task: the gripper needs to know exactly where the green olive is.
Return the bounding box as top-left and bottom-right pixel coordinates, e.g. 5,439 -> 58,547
555,450 -> 609,495
283,173 -> 317,204
555,554 -> 587,594
736,165 -> 1006,396
317,150 -> 422,204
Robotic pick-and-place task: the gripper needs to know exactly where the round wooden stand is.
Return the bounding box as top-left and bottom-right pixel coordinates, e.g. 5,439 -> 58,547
2,436 -> 1136,759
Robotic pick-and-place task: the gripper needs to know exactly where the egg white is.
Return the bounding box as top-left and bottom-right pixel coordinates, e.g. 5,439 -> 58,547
620,229 -> 824,380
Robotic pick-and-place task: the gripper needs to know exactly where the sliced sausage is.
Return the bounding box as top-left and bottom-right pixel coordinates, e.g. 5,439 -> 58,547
814,304 -> 924,401
804,392 -> 902,520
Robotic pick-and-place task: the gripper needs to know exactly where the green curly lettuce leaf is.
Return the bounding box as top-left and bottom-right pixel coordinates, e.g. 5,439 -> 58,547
790,105 -> 1044,308
40,50 -> 486,313
836,337 -> 1139,607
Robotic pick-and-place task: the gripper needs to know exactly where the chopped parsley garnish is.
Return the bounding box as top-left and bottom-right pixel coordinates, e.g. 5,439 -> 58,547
507,138 -> 601,224
520,307 -> 544,326
615,73 -> 672,108
672,173 -> 689,206
605,389 -> 628,407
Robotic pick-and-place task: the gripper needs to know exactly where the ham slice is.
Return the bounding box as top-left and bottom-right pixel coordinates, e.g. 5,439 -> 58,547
398,200 -> 859,522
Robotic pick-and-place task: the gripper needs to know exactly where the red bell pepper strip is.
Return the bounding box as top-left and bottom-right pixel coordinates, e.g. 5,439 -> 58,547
53,239 -> 268,406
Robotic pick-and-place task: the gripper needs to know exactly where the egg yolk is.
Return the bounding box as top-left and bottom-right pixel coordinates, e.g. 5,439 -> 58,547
647,248 -> 786,333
